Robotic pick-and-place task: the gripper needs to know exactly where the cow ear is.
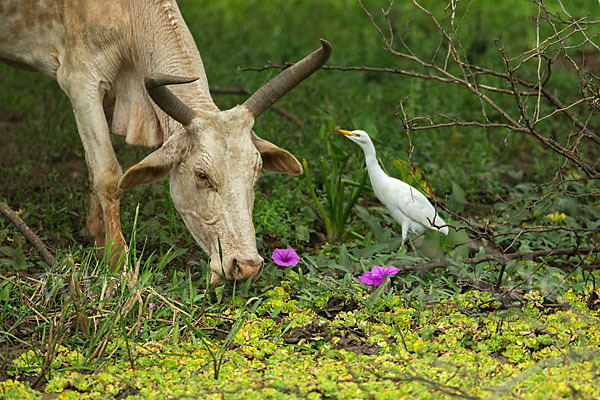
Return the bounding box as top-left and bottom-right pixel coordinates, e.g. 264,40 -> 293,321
119,135 -> 184,190
251,132 -> 303,175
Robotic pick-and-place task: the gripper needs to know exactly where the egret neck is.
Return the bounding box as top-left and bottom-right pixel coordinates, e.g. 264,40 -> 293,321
360,138 -> 388,187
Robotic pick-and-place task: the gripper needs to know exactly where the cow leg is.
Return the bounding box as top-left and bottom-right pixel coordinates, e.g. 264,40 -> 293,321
79,119 -> 126,270
58,73 -> 127,271
87,190 -> 125,269
87,190 -> 106,247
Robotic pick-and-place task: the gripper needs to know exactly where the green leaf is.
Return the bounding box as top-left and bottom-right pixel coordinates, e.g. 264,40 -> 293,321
448,182 -> 466,213
391,159 -> 436,198
13,245 -> 27,270
0,247 -> 15,258
358,243 -> 390,259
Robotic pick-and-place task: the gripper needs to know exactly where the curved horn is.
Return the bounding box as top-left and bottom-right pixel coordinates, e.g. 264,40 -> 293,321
242,39 -> 332,118
145,74 -> 199,125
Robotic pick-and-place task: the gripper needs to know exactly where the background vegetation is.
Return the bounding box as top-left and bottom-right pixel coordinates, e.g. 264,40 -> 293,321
1,0 -> 599,398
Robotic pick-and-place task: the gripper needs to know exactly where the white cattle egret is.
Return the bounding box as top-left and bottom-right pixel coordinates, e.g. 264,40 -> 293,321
336,129 -> 448,246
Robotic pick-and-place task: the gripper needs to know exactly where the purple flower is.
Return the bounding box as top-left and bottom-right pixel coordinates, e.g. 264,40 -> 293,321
358,265 -> 399,291
272,248 -> 300,267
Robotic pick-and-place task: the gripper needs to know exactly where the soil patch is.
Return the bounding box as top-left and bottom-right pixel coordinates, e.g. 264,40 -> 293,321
282,321 -> 394,356
315,296 -> 360,320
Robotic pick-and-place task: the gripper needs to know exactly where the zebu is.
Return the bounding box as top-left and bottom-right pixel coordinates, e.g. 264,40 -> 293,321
0,0 -> 331,282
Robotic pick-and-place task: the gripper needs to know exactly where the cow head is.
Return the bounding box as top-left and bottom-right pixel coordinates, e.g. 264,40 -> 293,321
118,40 -> 331,283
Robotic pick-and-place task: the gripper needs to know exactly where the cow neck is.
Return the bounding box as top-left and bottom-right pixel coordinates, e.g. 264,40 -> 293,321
132,1 -> 220,136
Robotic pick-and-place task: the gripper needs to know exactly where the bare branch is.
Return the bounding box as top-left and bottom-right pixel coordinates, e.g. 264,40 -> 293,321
0,199 -> 56,267
400,245 -> 600,273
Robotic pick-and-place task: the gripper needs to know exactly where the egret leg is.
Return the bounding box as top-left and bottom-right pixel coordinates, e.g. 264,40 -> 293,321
407,236 -> 416,251
408,233 -> 429,258
400,224 -> 408,249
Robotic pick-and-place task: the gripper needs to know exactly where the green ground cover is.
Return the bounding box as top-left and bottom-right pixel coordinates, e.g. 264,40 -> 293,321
2,283 -> 600,399
1,0 -> 599,398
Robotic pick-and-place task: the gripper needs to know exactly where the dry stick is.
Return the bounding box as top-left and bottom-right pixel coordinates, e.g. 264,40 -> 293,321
0,199 -> 56,267
209,86 -> 303,126
399,245 -> 600,273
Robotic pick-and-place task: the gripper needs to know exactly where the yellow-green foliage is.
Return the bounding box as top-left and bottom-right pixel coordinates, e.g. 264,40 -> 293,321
4,288 -> 600,400
0,380 -> 40,400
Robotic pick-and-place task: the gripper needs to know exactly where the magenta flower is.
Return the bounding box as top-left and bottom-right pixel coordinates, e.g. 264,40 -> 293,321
358,265 -> 399,291
272,248 -> 300,267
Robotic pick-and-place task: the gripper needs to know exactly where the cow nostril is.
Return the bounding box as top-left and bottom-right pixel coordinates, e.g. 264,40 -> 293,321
233,258 -> 263,281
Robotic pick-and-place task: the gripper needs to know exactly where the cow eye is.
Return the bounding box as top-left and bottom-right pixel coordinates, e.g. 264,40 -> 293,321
195,171 -> 211,186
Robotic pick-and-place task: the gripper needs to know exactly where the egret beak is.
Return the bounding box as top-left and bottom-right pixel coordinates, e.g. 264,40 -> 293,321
335,128 -> 360,137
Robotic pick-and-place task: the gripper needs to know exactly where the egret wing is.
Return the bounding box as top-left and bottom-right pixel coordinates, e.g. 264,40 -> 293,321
384,178 -> 444,229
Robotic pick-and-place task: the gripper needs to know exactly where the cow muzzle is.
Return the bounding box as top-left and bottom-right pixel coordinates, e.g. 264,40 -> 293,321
233,258 -> 263,282
209,256 -> 264,284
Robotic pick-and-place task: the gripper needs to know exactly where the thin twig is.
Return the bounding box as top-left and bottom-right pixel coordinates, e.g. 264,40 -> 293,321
0,199 -> 56,267
400,245 -> 600,273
